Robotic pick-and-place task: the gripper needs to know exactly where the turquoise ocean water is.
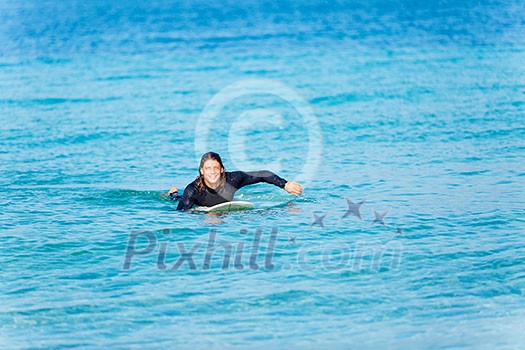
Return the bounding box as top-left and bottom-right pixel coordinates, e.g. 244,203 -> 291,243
1,0 -> 524,348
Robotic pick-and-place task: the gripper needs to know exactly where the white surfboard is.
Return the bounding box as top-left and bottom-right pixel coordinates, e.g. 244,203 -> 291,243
196,201 -> 254,213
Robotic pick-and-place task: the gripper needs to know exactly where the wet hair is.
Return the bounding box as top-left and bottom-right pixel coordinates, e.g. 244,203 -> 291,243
196,152 -> 226,192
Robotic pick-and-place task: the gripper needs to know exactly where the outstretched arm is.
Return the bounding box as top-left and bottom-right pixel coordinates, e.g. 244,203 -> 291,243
232,170 -> 303,196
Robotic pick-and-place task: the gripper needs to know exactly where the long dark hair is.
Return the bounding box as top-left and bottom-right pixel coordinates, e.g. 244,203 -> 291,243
196,152 -> 226,192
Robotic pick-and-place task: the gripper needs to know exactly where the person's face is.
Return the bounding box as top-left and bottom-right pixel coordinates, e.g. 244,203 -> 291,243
200,159 -> 223,187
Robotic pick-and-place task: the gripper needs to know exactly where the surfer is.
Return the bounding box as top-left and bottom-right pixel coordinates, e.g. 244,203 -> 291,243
168,152 -> 303,211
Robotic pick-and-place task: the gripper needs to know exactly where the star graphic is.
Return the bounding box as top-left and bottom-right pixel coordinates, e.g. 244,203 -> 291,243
396,227 -> 404,236
311,212 -> 327,227
288,235 -> 296,244
371,210 -> 388,226
342,198 -> 365,220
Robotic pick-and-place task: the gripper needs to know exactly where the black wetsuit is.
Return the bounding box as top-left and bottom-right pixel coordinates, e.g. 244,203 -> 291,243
175,170 -> 287,211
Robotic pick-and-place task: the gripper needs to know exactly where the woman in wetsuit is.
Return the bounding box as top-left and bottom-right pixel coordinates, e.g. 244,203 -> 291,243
168,152 -> 303,211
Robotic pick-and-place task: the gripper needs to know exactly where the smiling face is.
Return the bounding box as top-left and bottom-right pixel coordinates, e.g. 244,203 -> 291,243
200,159 -> 224,189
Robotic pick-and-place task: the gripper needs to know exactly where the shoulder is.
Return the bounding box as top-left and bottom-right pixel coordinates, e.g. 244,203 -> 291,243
226,171 -> 243,177
225,171 -> 241,178
183,179 -> 199,194
225,171 -> 245,181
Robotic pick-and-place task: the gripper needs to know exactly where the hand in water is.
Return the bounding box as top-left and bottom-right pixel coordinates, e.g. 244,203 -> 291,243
284,181 -> 303,196
168,186 -> 178,195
